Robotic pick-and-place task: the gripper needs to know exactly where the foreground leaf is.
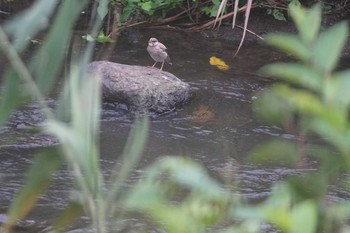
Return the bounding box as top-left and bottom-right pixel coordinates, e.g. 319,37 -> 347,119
4,149 -> 62,231
249,139 -> 299,166
106,117 -> 149,214
4,0 -> 58,51
312,21 -> 348,74
125,156 -> 227,233
97,0 -> 110,19
324,70 -> 350,109
234,183 -> 293,232
264,34 -> 311,62
0,70 -> 22,127
291,200 -> 317,233
53,201 -> 84,232
31,0 -> 88,94
289,4 -> 321,45
261,63 -> 322,91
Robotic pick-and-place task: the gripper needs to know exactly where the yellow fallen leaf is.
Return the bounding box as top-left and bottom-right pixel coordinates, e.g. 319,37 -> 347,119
209,56 -> 230,70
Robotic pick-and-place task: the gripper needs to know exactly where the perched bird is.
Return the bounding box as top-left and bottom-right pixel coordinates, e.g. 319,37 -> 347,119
147,37 -> 172,71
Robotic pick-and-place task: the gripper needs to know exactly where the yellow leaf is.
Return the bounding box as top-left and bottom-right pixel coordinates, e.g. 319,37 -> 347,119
209,56 -> 230,70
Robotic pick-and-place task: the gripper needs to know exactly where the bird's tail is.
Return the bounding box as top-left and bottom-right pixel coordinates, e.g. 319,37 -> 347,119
166,56 -> 172,65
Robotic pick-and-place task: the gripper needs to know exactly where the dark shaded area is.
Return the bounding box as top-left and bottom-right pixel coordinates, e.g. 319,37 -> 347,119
1,0 -> 349,27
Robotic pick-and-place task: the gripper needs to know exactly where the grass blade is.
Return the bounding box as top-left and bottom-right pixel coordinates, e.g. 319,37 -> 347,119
312,21 -> 348,74
106,117 -> 149,215
30,0 -> 88,94
232,0 -> 239,28
214,0 -> 228,28
0,70 -> 21,127
4,0 -> 58,51
4,149 -> 62,232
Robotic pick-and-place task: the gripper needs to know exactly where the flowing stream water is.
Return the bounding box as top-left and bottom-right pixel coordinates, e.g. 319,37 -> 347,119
0,29 -> 349,232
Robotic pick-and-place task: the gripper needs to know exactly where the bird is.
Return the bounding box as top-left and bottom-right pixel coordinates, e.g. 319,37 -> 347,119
147,37 -> 172,71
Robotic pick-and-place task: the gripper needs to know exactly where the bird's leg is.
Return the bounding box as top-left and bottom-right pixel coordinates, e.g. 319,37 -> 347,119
151,62 -> 157,68
160,61 -> 164,71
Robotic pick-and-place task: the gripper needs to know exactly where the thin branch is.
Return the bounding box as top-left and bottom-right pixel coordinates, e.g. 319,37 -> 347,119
152,8 -> 190,25
235,24 -> 264,40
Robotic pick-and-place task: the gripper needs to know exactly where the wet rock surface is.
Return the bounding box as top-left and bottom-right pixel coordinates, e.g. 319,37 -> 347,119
87,61 -> 192,113
0,102 -> 59,150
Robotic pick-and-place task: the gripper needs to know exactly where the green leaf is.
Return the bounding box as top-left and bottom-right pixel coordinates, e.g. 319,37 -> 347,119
287,173 -> 328,200
289,4 -> 321,45
288,0 -> 301,8
0,70 -> 21,127
264,34 -> 311,61
82,34 -> 96,42
139,1 -> 154,15
30,0 -> 88,94
271,9 -> 286,21
324,70 -> 350,109
273,85 -> 324,116
46,67 -> 103,195
261,63 -> 322,91
255,84 -> 327,128
125,156 -> 227,233
147,157 -> 224,199
311,117 -> 350,154
291,201 -> 317,233
96,31 -> 114,43
327,202 -> 350,222
124,182 -> 165,210
4,0 -> 58,51
106,117 -> 149,214
97,0 -> 109,19
312,21 -> 348,73
309,145 -> 346,179
249,139 -> 299,166
53,201 -> 84,231
4,149 -> 62,231
248,183 -> 293,232
140,1 -> 153,13
253,86 -> 295,125
151,205 -> 206,233
120,3 -> 136,23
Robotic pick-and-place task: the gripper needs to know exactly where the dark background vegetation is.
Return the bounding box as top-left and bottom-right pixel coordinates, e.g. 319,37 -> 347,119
1,0 -> 349,28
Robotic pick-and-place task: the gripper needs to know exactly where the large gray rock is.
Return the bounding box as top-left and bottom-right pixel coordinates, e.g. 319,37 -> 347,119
87,61 -> 192,113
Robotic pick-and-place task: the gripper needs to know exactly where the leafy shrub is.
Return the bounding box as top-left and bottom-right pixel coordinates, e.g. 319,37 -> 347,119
248,3 -> 350,232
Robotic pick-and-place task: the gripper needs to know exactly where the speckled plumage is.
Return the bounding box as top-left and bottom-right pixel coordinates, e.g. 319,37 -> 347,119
147,37 -> 172,71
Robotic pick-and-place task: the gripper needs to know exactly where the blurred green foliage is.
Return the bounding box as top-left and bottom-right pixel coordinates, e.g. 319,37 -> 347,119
249,3 -> 350,233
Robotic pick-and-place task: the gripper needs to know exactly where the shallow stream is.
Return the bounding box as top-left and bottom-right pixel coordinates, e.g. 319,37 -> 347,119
0,29 -> 349,232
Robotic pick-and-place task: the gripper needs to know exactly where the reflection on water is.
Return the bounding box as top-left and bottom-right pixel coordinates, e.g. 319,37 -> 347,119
0,29 -> 349,231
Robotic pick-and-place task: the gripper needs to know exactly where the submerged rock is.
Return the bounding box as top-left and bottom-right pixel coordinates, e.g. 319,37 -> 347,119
87,61 -> 192,113
0,213 -> 37,232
